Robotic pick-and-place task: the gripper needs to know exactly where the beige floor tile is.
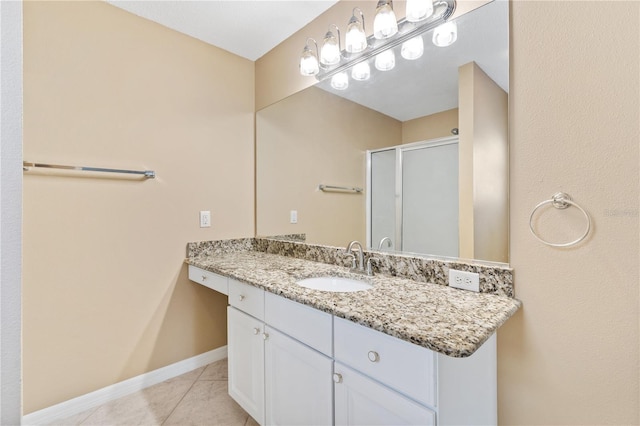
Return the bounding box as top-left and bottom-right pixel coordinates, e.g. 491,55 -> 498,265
163,381 -> 248,426
45,407 -> 98,426
198,359 -> 228,381
80,380 -> 193,426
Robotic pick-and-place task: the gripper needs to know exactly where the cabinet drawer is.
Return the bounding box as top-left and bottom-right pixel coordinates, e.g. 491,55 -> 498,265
334,316 -> 436,407
264,292 -> 332,357
188,266 -> 228,295
229,279 -> 264,320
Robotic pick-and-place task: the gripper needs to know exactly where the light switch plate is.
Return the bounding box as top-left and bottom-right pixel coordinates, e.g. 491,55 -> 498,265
290,210 -> 298,224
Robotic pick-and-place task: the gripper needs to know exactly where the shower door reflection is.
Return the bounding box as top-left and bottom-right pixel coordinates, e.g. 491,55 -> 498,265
368,137 -> 459,257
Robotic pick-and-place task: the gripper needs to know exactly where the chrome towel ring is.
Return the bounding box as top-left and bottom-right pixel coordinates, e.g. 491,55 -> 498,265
529,192 -> 591,247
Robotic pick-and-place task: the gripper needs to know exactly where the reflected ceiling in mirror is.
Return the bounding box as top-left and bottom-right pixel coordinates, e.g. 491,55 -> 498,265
316,0 -> 508,121
256,0 -> 509,264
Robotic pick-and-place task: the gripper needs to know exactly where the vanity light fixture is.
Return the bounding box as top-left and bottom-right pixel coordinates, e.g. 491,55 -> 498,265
406,0 -> 434,22
401,35 -> 424,60
299,38 -> 319,76
331,71 -> 349,90
320,24 -> 342,66
299,0 -> 456,83
375,49 -> 396,71
351,61 -> 371,81
345,8 -> 367,54
373,0 -> 398,39
432,21 -> 458,47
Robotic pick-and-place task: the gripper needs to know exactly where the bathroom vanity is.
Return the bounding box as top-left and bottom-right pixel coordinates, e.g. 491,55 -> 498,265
186,239 -> 520,426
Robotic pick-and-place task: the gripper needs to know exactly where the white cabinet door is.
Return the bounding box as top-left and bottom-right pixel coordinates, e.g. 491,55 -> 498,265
227,306 -> 265,425
334,362 -> 436,426
264,326 -> 333,426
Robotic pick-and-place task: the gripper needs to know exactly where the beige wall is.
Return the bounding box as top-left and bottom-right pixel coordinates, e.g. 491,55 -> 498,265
256,86 -> 401,246
23,1 -> 254,413
498,1 -> 639,424
401,108 -> 459,144
256,1 -> 640,424
458,62 -> 508,263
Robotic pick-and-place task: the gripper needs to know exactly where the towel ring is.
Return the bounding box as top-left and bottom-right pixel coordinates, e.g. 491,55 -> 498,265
529,192 -> 591,247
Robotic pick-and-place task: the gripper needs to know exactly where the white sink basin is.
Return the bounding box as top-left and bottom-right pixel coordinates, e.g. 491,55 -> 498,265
296,276 -> 372,293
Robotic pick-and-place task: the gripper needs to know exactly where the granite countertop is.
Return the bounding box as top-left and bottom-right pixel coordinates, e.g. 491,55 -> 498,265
187,251 -> 521,358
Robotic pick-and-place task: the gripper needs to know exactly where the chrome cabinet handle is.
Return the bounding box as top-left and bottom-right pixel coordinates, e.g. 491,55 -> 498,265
201,275 -> 207,280
239,294 -> 245,301
263,333 -> 269,340
368,351 -> 380,363
252,328 -> 260,335
333,373 -> 343,383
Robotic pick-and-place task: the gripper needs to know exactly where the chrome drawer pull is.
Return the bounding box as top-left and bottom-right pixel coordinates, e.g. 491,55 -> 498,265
263,333 -> 269,340
333,373 -> 343,383
368,351 -> 380,363
239,294 -> 246,301
252,328 -> 260,335
201,275 -> 207,281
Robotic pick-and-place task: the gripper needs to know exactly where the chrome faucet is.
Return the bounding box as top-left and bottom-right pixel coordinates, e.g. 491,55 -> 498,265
378,236 -> 393,250
345,241 -> 365,273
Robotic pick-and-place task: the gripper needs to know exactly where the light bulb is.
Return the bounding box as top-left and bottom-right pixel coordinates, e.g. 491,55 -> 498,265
300,50 -> 320,76
406,0 -> 434,22
320,32 -> 341,66
401,36 -> 424,60
375,49 -> 395,71
373,0 -> 398,40
432,21 -> 458,47
346,16 -> 367,53
331,72 -> 349,90
299,39 -> 319,76
351,61 -> 371,81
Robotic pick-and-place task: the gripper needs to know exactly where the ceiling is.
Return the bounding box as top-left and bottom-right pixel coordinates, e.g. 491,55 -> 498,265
106,0 -> 339,61
107,0 -> 509,121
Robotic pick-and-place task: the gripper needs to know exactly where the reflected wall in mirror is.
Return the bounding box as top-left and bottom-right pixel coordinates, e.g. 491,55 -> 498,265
256,0 -> 508,263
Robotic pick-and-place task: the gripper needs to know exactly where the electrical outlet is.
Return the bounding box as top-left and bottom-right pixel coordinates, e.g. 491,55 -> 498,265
449,269 -> 480,292
290,210 -> 298,224
199,211 -> 211,228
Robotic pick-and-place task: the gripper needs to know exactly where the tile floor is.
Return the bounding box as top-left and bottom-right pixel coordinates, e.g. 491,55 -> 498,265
49,359 -> 258,426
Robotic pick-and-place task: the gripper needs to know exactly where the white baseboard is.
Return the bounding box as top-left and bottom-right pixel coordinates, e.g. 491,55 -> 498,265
22,346 -> 227,426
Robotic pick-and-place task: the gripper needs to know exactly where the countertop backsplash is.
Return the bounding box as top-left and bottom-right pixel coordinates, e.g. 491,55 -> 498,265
187,236 -> 514,298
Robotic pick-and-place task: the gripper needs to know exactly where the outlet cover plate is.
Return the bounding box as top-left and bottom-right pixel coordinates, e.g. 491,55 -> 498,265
449,269 -> 480,292
199,211 -> 211,228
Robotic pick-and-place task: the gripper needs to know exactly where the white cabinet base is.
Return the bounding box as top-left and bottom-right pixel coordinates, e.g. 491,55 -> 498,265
213,270 -> 499,426
437,333 -> 497,426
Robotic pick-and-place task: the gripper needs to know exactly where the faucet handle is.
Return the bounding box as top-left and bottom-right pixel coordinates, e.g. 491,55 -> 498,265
343,252 -> 357,269
366,257 -> 380,276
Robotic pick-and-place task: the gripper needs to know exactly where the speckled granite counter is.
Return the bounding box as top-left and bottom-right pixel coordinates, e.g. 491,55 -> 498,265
187,247 -> 521,358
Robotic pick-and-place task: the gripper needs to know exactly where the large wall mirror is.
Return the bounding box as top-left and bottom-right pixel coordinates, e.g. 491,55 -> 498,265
256,0 -> 509,264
